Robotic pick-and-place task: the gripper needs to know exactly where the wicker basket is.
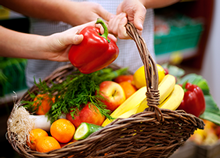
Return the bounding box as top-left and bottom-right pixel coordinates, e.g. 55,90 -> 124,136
6,22 -> 204,158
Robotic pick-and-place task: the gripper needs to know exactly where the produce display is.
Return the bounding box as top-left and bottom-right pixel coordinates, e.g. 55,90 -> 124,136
0,57 -> 27,97
7,61 -> 216,155
6,22 -> 218,157
6,64 -> 179,151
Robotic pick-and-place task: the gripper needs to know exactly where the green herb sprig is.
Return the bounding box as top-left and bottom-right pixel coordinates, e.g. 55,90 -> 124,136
47,71 -> 112,123
23,67 -> 128,123
22,68 -> 128,122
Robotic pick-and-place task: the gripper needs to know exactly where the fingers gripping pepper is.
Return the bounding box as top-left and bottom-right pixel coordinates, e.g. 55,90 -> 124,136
68,18 -> 119,74
177,82 -> 206,117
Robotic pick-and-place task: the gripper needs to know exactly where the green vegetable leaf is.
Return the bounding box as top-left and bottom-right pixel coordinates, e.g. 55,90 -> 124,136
203,95 -> 220,115
200,111 -> 220,126
162,63 -> 185,78
179,73 -> 210,95
200,94 -> 220,125
197,79 -> 210,95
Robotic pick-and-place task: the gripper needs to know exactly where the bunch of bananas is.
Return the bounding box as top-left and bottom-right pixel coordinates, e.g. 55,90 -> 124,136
102,73 -> 184,127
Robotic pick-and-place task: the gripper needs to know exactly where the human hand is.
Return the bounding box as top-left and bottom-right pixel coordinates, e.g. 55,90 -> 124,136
116,0 -> 147,33
42,21 -> 95,62
67,2 -> 114,26
108,13 -> 129,39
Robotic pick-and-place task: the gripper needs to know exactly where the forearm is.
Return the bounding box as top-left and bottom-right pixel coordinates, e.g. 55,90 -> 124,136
0,0 -> 78,26
0,26 -> 47,59
139,0 -> 180,9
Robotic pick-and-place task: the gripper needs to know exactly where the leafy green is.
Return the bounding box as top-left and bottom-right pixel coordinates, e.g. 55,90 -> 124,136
0,69 -> 7,85
200,112 -> 220,126
179,73 -> 210,95
162,63 -> 185,78
203,95 -> 220,114
24,67 -> 128,123
47,71 -> 109,122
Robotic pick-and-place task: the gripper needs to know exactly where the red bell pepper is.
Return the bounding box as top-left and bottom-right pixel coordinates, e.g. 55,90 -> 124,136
68,18 -> 119,74
177,82 -> 206,117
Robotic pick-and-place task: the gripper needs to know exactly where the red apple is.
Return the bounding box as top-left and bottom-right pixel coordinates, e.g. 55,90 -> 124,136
98,81 -> 126,112
66,103 -> 105,128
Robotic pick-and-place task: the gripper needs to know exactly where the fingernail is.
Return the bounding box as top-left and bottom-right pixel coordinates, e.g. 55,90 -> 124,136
122,17 -> 127,24
138,23 -> 143,31
75,35 -> 83,43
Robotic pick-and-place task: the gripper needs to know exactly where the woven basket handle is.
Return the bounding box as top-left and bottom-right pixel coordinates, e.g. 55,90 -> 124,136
125,22 -> 164,122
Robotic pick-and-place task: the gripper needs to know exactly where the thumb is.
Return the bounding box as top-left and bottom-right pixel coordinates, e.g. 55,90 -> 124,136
72,34 -> 84,45
54,32 -> 83,49
133,7 -> 146,31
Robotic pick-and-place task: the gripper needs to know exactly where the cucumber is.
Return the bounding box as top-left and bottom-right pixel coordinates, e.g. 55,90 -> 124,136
74,123 -> 103,140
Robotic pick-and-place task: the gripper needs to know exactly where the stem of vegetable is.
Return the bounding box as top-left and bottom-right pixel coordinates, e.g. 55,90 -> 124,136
96,18 -> 110,43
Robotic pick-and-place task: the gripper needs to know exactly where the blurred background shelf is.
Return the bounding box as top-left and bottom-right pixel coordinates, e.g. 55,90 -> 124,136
156,48 -> 198,64
158,0 -> 213,70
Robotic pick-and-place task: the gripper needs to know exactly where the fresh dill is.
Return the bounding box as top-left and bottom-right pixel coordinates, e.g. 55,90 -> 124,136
23,67 -> 129,123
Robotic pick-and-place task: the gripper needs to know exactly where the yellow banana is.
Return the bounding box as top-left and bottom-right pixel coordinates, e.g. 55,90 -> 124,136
115,106 -> 139,119
158,84 -> 184,110
102,86 -> 147,126
136,74 -> 176,113
114,84 -> 182,122
102,74 -> 176,127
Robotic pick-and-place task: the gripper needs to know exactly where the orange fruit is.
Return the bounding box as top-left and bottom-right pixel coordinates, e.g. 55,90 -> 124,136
50,118 -> 75,143
27,128 -> 48,150
36,136 -> 61,153
33,94 -> 55,115
119,81 -> 137,99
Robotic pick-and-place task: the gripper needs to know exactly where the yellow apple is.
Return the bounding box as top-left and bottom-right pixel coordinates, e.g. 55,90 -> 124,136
98,81 -> 126,112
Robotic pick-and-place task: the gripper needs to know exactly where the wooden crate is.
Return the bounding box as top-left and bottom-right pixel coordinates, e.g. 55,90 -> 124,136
170,140 -> 220,158
170,141 -> 197,158
197,141 -> 220,158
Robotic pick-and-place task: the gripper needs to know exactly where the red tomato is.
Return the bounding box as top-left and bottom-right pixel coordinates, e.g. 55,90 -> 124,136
114,75 -> 134,83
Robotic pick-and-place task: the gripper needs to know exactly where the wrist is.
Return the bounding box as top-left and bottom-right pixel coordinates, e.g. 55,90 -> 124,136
26,35 -> 49,60
61,1 -> 82,26
138,0 -> 149,8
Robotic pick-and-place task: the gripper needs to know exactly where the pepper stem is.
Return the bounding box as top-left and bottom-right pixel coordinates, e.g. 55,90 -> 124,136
182,80 -> 188,93
96,18 -> 110,43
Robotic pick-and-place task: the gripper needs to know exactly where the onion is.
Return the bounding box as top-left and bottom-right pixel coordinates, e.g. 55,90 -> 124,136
29,113 -> 66,132
29,115 -> 51,132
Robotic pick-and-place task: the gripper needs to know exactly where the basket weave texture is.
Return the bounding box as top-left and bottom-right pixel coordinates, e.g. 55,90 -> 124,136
7,22 -> 204,158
